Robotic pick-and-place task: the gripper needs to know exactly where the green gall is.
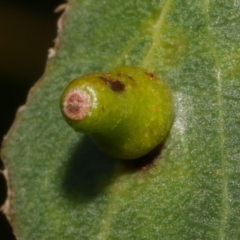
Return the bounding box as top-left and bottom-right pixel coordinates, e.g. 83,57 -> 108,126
60,66 -> 174,159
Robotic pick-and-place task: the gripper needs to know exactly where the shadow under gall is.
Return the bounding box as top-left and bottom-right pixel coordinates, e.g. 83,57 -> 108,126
120,143 -> 163,173
62,135 -> 117,202
62,135 -> 164,203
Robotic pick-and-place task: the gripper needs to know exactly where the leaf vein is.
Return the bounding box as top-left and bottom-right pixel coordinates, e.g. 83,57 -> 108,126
142,0 -> 173,69
202,1 -> 228,239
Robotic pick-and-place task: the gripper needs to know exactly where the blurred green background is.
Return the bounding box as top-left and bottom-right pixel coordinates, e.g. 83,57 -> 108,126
0,0 -> 64,238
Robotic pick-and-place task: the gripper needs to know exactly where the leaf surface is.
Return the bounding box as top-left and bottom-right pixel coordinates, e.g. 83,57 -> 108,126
2,0 -> 240,239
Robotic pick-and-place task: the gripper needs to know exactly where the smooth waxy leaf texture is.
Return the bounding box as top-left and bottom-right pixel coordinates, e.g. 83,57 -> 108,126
2,0 -> 240,239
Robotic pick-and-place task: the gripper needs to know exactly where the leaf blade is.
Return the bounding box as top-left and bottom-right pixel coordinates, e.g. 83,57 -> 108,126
2,0 -> 240,239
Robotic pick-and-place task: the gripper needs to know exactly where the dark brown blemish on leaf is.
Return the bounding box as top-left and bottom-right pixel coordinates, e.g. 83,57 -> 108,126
99,75 -> 125,92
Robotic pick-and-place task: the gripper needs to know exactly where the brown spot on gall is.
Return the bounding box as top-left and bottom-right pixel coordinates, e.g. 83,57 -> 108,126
106,80 -> 125,92
99,75 -> 125,92
126,74 -> 135,81
63,89 -> 91,120
145,71 -> 156,79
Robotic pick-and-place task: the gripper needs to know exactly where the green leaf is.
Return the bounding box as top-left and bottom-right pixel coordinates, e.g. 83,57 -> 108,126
2,0 -> 240,239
